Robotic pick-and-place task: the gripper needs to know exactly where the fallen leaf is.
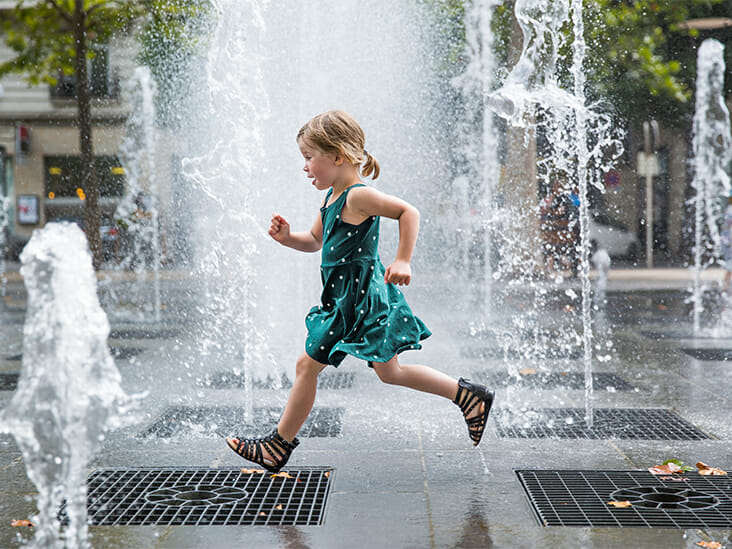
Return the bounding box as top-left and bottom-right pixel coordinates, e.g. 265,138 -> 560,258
649,464 -> 682,475
11,519 -> 33,528
519,368 -> 537,376
241,468 -> 265,474
696,462 -> 727,476
607,500 -> 632,508
275,504 -> 283,510
696,541 -> 724,549
324,471 -> 330,478
559,372 -> 569,376
657,304 -> 667,310
270,472 -> 295,479
649,459 -> 694,475
259,512 -> 267,516
659,476 -> 689,482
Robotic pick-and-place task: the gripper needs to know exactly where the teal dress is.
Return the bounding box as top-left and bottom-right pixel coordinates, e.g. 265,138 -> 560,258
305,183 -> 431,366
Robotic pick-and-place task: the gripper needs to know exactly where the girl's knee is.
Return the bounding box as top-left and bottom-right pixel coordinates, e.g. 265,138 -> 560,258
372,360 -> 401,385
295,353 -> 325,378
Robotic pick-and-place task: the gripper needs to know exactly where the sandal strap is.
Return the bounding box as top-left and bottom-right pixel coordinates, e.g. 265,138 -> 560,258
454,377 -> 494,446
228,429 -> 300,473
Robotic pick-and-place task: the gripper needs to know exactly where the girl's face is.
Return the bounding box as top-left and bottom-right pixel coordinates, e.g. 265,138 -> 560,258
298,139 -> 339,191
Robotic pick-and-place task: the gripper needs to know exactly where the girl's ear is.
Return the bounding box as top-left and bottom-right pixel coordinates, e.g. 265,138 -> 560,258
332,153 -> 344,166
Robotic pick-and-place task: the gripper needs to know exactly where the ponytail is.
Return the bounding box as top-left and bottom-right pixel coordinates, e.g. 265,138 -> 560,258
361,150 -> 380,180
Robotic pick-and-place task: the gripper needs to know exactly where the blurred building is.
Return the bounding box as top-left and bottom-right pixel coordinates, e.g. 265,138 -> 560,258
0,14 -> 177,261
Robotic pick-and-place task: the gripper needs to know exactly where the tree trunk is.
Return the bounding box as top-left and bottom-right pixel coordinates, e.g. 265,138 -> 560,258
74,2 -> 102,269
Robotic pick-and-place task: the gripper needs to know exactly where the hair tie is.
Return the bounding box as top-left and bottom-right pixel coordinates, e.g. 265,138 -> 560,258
363,149 -> 369,158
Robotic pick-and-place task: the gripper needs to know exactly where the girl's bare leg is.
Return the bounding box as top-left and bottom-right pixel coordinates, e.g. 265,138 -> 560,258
371,355 -> 489,440
276,353 -> 327,441
370,355 -> 459,400
226,352 -> 326,463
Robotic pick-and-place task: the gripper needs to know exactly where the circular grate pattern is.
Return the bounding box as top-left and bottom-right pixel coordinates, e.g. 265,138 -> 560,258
611,486 -> 719,511
145,485 -> 249,507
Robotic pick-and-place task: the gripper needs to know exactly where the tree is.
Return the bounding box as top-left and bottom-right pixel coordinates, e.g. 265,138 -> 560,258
584,0 -> 732,127
136,0 -> 212,129
0,1 -> 145,268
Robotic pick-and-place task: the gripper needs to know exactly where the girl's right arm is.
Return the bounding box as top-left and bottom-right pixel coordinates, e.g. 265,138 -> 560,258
269,213 -> 323,252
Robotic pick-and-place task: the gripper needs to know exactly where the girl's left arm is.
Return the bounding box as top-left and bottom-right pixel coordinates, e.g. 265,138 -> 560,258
348,187 -> 419,286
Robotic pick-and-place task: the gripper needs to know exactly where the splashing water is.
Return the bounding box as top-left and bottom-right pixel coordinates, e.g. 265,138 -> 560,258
0,223 -> 130,548
452,0 -> 503,312
108,66 -> 163,322
178,0 -> 443,425
689,39 -> 731,334
181,0 -> 271,418
484,0 -> 623,428
0,184 -> 7,297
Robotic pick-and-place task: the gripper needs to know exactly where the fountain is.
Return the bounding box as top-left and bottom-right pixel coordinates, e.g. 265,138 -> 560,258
0,223 -> 130,548
480,0 -> 623,427
179,0 -> 446,409
105,66 -> 162,322
689,38 -> 731,334
0,165 -> 8,297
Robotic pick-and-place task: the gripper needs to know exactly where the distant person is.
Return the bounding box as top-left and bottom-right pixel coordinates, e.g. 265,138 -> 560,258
225,110 -> 494,472
540,179 -> 579,276
722,195 -> 732,293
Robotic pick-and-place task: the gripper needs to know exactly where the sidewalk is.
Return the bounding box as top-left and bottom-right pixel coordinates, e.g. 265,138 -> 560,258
1,270 -> 731,548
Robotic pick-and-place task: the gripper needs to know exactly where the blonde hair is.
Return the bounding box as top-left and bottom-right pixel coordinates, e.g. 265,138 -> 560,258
297,110 -> 380,180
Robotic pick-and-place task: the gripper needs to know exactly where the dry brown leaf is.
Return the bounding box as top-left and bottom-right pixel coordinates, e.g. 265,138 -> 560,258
259,512 -> 267,516
559,372 -> 569,376
607,500 -> 632,508
659,476 -> 689,481
11,519 -> 33,528
696,541 -> 724,549
270,472 -> 295,479
657,304 -> 668,310
696,462 -> 727,476
648,462 -> 684,475
275,504 -> 283,510
241,468 -> 265,474
519,368 -> 537,376
324,471 -> 330,478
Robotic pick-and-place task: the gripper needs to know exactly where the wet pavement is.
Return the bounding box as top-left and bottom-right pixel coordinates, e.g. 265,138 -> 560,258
1,264 -> 731,548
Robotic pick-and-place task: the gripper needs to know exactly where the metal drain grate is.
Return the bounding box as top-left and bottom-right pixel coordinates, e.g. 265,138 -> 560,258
517,469 -> 732,528
473,371 -> 635,391
109,328 -> 181,340
494,408 -> 712,440
642,331 -> 722,341
140,406 -> 343,439
63,467 -> 332,526
0,372 -> 19,390
109,347 -> 144,361
681,348 -> 732,361
460,347 -> 582,360
5,348 -> 143,362
207,371 -> 355,390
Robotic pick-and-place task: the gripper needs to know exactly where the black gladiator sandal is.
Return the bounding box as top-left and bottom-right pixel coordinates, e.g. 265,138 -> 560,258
453,377 -> 494,446
226,429 -> 300,473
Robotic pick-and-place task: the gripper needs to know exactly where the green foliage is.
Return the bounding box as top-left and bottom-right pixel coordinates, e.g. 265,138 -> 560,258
136,0 -> 214,127
418,0 -> 467,77
0,1 -> 144,85
429,0 -> 731,128
584,0 -> 732,126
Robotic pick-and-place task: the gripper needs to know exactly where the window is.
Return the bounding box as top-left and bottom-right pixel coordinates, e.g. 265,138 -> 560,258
45,156 -> 125,200
50,44 -> 119,99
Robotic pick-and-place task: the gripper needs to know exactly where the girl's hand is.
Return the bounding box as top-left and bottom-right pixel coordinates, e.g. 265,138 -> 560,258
385,260 -> 411,286
269,214 -> 291,244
